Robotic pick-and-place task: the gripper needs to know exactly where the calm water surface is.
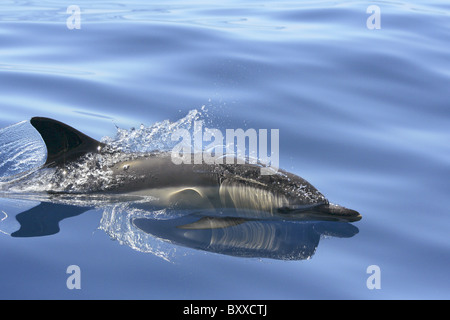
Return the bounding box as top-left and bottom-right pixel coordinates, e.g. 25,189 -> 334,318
0,0 -> 449,299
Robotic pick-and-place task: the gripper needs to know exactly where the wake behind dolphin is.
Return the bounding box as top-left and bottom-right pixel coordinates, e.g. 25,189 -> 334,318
0,116 -> 361,223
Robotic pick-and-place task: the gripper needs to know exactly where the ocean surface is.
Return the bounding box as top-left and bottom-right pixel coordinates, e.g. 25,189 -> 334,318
0,0 -> 449,299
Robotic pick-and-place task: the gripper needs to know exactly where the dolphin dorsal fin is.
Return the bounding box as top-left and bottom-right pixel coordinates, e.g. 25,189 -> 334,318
30,117 -> 105,167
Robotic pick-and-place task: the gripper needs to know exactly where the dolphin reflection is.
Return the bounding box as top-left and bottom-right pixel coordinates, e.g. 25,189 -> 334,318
2,198 -> 358,260
132,212 -> 358,260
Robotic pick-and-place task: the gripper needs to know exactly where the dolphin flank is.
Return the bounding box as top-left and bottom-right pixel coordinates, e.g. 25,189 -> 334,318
27,117 -> 361,222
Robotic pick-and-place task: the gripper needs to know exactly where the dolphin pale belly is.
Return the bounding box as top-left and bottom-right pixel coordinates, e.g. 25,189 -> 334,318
9,117 -> 361,222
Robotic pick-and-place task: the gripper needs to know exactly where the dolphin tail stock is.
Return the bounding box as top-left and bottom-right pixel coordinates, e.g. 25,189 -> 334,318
30,117 -> 106,167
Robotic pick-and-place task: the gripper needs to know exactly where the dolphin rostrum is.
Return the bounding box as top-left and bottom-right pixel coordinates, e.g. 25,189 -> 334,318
20,117 -> 361,223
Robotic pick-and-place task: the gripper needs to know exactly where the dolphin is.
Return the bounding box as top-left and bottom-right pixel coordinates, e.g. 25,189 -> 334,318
15,117 -> 361,223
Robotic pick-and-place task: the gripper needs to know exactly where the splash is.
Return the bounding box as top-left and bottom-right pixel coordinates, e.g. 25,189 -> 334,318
98,202 -> 179,262
0,109 -> 211,260
0,121 -> 46,180
102,107 -> 208,153
0,108 -> 209,194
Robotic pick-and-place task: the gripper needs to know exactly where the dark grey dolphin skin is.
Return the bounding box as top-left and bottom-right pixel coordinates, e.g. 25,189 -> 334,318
29,117 -> 361,222
30,117 -> 106,167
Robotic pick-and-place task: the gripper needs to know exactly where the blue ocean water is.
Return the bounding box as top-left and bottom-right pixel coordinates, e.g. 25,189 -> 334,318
0,0 -> 449,299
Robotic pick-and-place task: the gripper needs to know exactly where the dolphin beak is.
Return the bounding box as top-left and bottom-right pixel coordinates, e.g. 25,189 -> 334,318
322,204 -> 362,222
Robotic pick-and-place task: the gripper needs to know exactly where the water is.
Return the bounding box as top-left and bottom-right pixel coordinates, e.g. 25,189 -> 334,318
0,0 -> 449,300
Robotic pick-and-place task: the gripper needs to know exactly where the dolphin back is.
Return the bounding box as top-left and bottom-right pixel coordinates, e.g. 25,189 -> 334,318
30,117 -> 105,167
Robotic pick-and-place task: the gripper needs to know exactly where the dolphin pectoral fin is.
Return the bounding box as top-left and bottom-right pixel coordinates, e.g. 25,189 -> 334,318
177,216 -> 247,230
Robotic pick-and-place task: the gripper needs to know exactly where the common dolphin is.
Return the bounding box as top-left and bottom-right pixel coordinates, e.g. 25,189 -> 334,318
11,117 -> 361,223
